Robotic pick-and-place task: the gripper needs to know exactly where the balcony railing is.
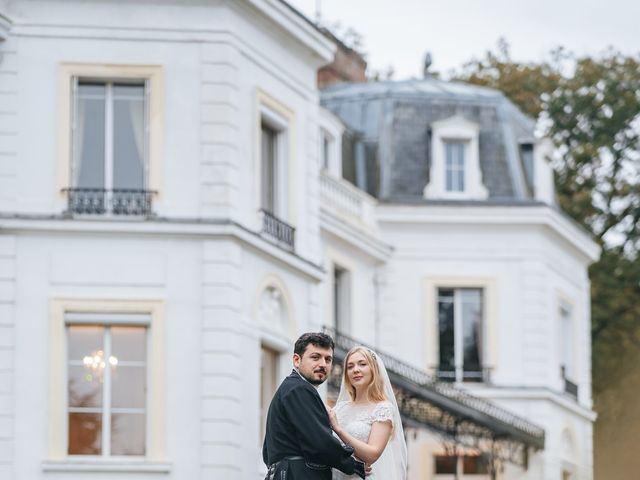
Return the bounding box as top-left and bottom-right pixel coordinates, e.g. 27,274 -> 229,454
561,367 -> 579,399
564,378 -> 579,399
319,171 -> 377,230
63,188 -> 156,216
260,209 -> 295,249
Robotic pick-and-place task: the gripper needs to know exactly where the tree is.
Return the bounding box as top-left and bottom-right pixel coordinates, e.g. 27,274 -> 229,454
455,42 -> 640,259
454,42 -> 640,479
455,38 -> 561,118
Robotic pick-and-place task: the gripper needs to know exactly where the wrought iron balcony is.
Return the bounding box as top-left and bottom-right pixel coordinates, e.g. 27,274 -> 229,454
561,367 -> 579,399
324,327 -> 545,470
564,378 -> 579,399
63,188 -> 156,216
260,209 -> 295,249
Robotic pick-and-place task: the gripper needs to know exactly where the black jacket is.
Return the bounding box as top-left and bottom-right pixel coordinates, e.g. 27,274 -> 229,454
262,370 -> 361,479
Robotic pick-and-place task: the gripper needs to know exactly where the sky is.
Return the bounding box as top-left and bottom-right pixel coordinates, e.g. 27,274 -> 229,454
286,0 -> 640,79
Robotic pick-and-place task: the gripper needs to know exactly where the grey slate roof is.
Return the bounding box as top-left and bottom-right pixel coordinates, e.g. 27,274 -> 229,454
321,78 -> 538,202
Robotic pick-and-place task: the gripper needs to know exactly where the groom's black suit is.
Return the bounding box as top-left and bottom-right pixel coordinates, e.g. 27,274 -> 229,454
262,370 -> 364,480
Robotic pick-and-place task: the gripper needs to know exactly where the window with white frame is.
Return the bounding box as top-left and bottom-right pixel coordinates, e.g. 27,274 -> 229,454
333,264 -> 351,334
437,288 -> 484,382
445,141 -> 466,192
424,115 -> 487,200
259,107 -> 289,220
66,313 -> 148,456
70,79 -> 150,215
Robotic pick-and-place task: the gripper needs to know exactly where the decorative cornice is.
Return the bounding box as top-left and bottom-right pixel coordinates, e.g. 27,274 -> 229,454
376,203 -> 601,263
0,214 -> 325,281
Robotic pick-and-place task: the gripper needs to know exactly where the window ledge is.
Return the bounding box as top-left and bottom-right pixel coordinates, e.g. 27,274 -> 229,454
42,459 -> 172,473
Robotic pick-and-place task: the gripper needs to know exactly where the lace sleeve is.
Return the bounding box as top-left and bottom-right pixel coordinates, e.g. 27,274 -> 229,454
371,402 -> 394,426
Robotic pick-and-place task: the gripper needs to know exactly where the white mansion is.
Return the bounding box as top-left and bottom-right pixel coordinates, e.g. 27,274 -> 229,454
0,1 -> 599,479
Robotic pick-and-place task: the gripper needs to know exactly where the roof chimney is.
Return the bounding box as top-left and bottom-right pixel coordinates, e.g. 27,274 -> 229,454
317,29 -> 367,88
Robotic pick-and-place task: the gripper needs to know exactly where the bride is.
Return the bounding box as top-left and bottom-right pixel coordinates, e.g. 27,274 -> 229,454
327,346 -> 407,480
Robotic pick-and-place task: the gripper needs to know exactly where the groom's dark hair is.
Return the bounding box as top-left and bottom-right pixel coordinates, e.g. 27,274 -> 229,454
294,332 -> 335,357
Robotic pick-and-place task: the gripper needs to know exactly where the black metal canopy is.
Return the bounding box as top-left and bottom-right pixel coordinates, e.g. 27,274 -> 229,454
324,328 -> 545,470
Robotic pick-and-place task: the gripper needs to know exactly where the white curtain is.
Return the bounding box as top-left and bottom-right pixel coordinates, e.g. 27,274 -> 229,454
128,88 -> 146,186
72,80 -> 86,187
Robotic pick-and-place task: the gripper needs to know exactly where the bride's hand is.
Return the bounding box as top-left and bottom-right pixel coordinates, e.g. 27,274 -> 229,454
325,405 -> 341,432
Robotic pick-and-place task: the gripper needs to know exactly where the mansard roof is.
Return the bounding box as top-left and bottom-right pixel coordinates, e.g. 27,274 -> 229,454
321,77 -> 538,202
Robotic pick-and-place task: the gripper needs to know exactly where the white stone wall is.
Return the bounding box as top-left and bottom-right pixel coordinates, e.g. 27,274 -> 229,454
201,239 -> 246,479
0,33 -> 17,209
375,205 -> 597,480
0,236 -> 15,480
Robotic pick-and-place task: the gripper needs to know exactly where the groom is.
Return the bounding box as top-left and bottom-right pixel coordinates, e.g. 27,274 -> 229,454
262,332 -> 367,480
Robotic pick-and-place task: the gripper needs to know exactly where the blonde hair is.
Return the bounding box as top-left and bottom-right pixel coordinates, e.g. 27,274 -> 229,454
342,346 -> 387,402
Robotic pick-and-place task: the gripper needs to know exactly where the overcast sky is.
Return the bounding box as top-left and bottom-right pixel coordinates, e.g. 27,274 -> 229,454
287,0 -> 640,79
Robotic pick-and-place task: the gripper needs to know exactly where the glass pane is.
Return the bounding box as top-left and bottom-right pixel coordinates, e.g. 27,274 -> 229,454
68,325 -> 103,362
463,455 -> 488,474
454,143 -> 464,167
68,412 -> 102,455
261,124 -> 277,212
456,169 -> 465,191
446,169 -> 454,191
445,142 -> 453,168
438,289 -> 455,376
111,326 -> 146,362
456,144 -> 465,191
111,365 -> 146,409
75,84 -> 105,189
434,455 -> 457,474
68,365 -> 102,408
445,142 -> 465,192
113,84 -> 145,190
461,289 -> 483,372
111,413 -> 146,456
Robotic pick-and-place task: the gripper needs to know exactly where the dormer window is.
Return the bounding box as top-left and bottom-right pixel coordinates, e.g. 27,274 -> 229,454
424,115 -> 488,200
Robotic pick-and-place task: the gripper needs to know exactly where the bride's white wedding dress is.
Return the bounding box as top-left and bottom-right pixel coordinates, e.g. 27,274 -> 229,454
330,350 -> 407,480
331,401 -> 394,480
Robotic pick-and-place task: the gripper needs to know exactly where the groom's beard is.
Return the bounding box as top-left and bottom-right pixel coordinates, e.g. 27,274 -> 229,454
300,367 -> 328,385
